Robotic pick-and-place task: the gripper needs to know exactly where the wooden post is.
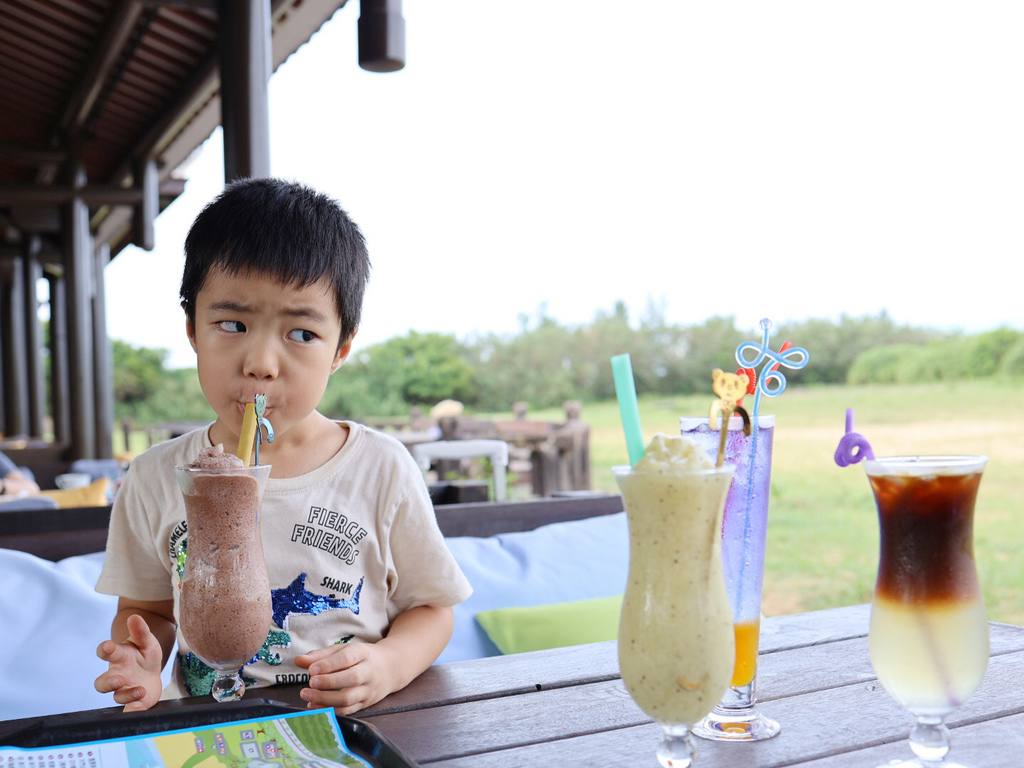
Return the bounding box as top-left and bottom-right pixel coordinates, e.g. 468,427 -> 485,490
92,242 -> 114,458
65,166 -> 97,458
23,237 -> 46,438
218,0 -> 272,181
1,257 -> 29,436
47,273 -> 71,445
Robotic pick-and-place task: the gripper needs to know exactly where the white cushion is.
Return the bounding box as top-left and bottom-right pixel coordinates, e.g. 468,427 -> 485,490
0,549 -> 117,720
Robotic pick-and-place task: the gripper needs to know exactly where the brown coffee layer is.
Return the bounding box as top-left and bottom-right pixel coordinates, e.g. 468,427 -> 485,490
870,471 -> 982,603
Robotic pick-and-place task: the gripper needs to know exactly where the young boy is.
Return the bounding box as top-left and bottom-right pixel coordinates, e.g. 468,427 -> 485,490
94,178 -> 471,714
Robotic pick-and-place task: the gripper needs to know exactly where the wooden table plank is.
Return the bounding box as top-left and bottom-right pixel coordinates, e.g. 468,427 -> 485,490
359,604 -> 874,719
423,649 -> 1024,767
363,641 -> 620,716
359,605 -> 1023,719
796,710 -> 1024,768
361,626 -> 1024,767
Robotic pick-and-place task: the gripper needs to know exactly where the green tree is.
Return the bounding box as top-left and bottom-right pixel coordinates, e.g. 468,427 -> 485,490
468,310 -> 579,411
966,328 -> 1024,377
671,316 -> 746,395
112,340 -> 168,420
775,312 -> 937,386
321,331 -> 476,418
998,337 -> 1024,378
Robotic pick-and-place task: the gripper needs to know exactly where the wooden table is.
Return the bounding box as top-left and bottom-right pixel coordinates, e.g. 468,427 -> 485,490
346,606 -> 1024,765
350,603 -> 1024,767
3,604 -> 1023,766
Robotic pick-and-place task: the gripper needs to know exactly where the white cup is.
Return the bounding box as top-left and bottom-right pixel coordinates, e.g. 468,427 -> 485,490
55,472 -> 92,490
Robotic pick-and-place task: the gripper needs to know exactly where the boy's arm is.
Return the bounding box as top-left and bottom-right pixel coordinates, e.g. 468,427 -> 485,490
1,469 -> 40,497
294,604 -> 454,715
95,597 -> 176,711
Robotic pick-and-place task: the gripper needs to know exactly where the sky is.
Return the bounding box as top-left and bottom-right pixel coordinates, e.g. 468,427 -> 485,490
104,1 -> 1024,370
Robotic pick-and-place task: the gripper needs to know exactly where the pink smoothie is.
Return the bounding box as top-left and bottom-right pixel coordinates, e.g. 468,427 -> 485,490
178,446 -> 272,670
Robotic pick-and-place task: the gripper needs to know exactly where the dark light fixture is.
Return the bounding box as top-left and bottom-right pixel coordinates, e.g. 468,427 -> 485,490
358,0 -> 406,73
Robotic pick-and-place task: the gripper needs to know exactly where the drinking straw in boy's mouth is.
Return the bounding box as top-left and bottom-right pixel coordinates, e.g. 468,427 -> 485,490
253,394 -> 274,466
237,399 -> 259,466
611,353 -> 645,466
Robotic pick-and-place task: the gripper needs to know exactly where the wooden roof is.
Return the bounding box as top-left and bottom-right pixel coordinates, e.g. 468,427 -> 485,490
0,0 -> 380,460
0,0 -> 350,262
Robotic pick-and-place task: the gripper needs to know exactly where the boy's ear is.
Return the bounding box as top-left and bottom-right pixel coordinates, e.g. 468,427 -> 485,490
185,313 -> 198,352
331,329 -> 357,373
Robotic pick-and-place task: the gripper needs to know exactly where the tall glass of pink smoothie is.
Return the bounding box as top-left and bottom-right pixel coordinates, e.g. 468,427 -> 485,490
174,446 -> 272,703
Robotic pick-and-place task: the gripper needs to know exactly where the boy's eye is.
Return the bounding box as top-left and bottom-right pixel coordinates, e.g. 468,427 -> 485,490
218,320 -> 246,333
288,329 -> 318,343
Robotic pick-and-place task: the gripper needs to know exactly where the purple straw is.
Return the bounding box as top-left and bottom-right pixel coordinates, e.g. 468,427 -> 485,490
834,408 -> 875,467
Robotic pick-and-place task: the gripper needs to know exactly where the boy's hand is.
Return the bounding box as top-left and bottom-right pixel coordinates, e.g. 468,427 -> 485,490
293,605 -> 455,715
94,614 -> 165,711
295,643 -> 395,715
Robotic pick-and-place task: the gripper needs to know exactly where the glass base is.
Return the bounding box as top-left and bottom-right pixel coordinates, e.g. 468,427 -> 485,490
692,705 -> 780,741
692,677 -> 780,742
657,724 -> 698,768
874,717 -> 965,767
211,670 -> 246,702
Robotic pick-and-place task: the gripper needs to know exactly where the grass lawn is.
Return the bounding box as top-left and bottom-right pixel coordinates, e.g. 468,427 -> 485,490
507,380 -> 1024,625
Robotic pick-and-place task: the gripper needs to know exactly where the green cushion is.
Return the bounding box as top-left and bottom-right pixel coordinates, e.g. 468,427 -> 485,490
475,594 -> 623,655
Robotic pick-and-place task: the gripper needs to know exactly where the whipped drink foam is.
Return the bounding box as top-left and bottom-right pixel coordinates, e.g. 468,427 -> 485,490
633,433 -> 715,474
189,443 -> 246,470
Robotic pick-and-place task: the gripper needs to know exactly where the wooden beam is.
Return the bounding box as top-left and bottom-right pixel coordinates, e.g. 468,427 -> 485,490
358,0 -> 405,73
218,0 -> 272,181
56,0 -> 146,140
0,185 -> 148,206
133,158 -> 158,251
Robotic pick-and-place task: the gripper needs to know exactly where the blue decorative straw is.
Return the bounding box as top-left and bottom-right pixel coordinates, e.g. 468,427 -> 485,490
733,319 -> 809,608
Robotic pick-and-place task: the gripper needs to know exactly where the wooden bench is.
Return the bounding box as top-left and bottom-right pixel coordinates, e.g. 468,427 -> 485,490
0,493 -> 625,561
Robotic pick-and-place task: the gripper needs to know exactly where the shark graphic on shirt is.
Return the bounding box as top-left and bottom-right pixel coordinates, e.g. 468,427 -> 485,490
271,573 -> 363,629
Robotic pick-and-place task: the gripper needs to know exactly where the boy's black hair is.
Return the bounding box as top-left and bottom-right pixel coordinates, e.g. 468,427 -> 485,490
180,177 -> 371,346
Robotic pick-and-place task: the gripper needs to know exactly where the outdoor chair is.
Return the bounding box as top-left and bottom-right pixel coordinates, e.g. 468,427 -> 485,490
411,440 -> 509,502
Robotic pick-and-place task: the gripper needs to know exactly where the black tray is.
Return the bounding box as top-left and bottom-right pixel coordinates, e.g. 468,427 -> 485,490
0,699 -> 417,768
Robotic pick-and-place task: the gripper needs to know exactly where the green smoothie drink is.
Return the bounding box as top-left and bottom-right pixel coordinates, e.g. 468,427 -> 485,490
615,434 -> 735,768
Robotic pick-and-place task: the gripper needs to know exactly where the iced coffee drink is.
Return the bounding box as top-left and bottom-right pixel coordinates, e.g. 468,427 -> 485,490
863,455 -> 989,767
865,456 -> 989,716
615,434 -> 734,767
175,445 -> 272,702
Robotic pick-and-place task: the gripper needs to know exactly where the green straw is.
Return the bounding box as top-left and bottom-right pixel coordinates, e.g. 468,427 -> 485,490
611,353 -> 645,465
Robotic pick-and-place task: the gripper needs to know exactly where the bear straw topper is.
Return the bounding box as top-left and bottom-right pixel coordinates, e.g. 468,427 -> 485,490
710,368 -> 752,466
709,318 -> 809,467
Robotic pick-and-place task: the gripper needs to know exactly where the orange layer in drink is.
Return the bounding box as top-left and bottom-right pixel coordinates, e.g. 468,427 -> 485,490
731,619 -> 760,687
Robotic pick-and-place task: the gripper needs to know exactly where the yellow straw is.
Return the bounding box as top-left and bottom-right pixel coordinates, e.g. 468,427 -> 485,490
237,402 -> 258,466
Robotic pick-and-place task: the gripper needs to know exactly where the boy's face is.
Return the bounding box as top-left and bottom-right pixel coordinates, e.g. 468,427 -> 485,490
186,266 -> 351,446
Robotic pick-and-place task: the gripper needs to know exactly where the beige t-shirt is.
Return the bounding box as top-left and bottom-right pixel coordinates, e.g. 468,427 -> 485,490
97,421 -> 472,698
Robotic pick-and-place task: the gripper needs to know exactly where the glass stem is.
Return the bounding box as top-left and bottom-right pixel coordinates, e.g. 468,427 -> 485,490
908,715 -> 950,766
657,724 -> 697,768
